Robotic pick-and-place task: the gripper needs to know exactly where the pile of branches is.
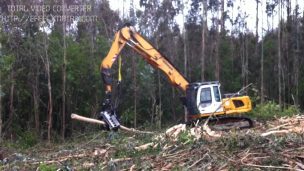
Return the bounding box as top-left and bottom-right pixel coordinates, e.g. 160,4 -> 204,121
260,115 -> 304,136
127,115 -> 304,170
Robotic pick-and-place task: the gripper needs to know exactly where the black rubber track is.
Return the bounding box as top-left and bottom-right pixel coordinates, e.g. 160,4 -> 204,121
186,116 -> 254,130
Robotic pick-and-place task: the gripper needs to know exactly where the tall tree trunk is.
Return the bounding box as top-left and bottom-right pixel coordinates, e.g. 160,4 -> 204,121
230,2 -> 235,73
282,0 -> 290,108
294,0 -> 299,105
215,6 -> 221,81
241,35 -> 246,87
255,0 -> 259,46
220,0 -> 225,33
182,4 -> 187,78
171,87 -> 176,120
61,0 -> 67,140
278,0 -> 282,107
201,0 -> 207,81
245,34 -> 249,87
129,0 -> 137,127
182,0 -> 188,122
31,40 -> 40,136
42,8 -> 53,143
271,10 -> 274,33
255,0 -> 259,88
7,1 -> 14,139
89,0 -> 96,117
46,54 -> 53,144
0,78 -> 2,142
8,71 -> 15,139
157,70 -> 162,129
155,38 -> 162,129
171,38 -> 177,121
33,69 -> 40,136
260,1 -> 264,103
286,0 -> 291,22
132,55 -> 137,128
215,42 -> 220,81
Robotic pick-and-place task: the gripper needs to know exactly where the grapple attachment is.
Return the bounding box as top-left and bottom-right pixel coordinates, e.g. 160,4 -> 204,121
100,110 -> 120,130
98,94 -> 120,130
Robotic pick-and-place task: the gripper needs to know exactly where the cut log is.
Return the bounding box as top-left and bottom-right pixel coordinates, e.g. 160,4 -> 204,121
190,126 -> 202,140
261,130 -> 289,137
71,113 -> 106,125
71,113 -> 153,134
165,124 -> 186,140
134,142 -> 155,151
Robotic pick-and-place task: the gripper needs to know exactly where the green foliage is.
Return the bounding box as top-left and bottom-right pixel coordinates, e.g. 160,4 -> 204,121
16,130 -> 38,149
0,86 -> 4,97
2,130 -> 38,150
249,101 -> 300,120
0,54 -> 15,72
219,38 -> 242,92
282,105 -> 300,116
37,164 -> 57,171
0,54 -> 15,98
109,133 -> 160,159
177,130 -> 195,145
218,132 -> 252,151
217,131 -> 303,153
171,166 -> 183,171
131,144 -> 161,158
261,157 -> 284,166
250,101 -> 281,119
120,107 -> 135,125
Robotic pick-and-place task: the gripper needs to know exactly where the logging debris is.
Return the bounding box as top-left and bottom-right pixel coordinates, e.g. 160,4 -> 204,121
0,115 -> 303,170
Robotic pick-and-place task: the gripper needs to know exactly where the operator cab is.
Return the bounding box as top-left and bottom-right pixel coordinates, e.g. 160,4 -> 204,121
186,81 -> 223,117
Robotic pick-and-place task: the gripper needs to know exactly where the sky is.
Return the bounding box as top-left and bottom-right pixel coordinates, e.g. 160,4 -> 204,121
109,0 -> 303,37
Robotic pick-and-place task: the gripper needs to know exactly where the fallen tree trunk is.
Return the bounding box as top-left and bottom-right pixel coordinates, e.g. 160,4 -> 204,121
71,113 -> 153,134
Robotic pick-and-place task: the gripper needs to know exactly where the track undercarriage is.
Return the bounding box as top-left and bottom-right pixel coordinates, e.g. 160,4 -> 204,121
188,115 -> 254,131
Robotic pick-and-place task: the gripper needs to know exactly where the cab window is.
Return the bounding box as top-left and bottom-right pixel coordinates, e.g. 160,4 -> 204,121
213,86 -> 221,102
200,88 -> 212,104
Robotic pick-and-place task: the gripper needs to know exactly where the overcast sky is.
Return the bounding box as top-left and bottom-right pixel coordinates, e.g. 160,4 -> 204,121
109,0 -> 303,37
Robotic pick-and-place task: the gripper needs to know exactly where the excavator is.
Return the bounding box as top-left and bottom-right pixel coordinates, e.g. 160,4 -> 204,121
98,23 -> 253,130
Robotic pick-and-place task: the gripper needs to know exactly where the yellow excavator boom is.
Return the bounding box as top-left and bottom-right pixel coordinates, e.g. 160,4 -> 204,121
100,25 -> 189,94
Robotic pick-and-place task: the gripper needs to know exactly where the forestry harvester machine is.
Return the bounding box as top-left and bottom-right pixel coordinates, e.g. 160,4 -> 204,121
98,23 -> 253,130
